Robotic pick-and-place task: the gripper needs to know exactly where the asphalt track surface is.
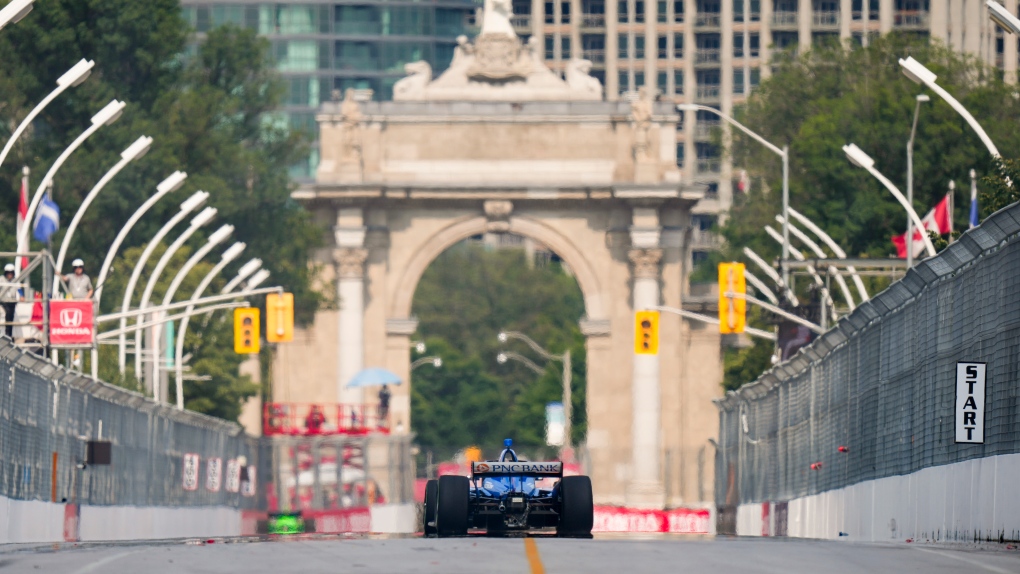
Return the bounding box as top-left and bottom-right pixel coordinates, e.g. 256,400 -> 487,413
2,534 -> 1020,574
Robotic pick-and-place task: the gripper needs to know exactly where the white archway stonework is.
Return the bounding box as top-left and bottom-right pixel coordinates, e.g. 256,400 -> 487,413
277,13 -> 725,509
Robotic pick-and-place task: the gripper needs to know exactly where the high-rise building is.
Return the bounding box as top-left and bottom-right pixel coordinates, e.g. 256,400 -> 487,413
180,2 -> 480,179
510,0 -> 1011,266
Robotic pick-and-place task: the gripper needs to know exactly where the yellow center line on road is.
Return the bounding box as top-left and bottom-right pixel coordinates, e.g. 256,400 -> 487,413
524,537 -> 546,574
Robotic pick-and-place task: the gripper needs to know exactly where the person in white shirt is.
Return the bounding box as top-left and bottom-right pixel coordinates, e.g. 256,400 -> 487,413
63,258 -> 94,300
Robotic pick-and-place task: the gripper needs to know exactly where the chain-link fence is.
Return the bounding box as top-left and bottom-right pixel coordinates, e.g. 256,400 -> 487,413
716,202 -> 1020,525
0,336 -> 265,509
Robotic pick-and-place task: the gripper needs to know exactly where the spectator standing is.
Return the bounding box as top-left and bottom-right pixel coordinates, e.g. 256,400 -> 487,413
305,405 -> 326,434
378,384 -> 391,425
0,264 -> 23,338
63,258 -> 93,299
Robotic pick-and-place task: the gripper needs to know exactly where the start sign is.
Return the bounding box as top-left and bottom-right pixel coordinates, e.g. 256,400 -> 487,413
955,362 -> 986,444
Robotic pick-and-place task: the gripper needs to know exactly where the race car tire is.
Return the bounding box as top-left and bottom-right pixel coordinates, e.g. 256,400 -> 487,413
557,475 -> 594,538
437,475 -> 470,537
423,479 -> 438,537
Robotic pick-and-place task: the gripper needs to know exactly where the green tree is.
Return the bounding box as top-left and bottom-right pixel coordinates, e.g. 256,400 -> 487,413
711,34 -> 1020,391
410,242 -> 586,460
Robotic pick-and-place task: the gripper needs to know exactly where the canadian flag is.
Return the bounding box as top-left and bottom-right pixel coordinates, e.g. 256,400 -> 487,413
16,168 -> 29,269
891,194 -> 952,259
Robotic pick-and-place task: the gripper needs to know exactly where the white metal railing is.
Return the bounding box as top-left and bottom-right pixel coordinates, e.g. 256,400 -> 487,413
696,85 -> 720,99
812,11 -> 839,26
582,14 -> 605,27
772,11 -> 798,25
695,48 -> 721,64
510,15 -> 530,28
695,13 -> 721,27
894,10 -> 929,27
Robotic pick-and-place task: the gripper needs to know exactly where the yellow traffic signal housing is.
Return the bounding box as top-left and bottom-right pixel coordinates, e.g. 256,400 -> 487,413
234,307 -> 260,354
266,292 -> 294,343
718,263 -> 747,334
634,311 -> 659,354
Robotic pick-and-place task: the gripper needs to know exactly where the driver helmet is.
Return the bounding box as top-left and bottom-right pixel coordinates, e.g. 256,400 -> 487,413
72,258 -> 84,268
3,264 -> 14,274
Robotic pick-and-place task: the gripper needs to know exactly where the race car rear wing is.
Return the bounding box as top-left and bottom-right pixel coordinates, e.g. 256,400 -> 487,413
471,461 -> 563,477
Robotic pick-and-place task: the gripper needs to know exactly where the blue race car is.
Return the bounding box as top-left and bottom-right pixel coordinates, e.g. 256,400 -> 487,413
423,439 -> 593,537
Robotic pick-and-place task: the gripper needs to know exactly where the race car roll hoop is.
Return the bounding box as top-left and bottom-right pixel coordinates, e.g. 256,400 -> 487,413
423,439 -> 594,538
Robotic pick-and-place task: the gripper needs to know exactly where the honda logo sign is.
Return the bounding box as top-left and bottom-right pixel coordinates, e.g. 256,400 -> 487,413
49,300 -> 95,348
59,308 -> 83,327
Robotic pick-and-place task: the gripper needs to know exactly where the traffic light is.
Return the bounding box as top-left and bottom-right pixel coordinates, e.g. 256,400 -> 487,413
634,311 -> 659,354
266,292 -> 294,343
234,308 -> 260,354
718,262 -> 746,334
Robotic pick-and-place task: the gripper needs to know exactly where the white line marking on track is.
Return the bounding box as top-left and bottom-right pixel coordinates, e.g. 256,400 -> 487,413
913,547 -> 1019,574
71,550 -> 143,574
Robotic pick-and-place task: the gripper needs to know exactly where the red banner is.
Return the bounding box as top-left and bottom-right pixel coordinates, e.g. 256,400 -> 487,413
593,506 -> 711,534
49,300 -> 95,347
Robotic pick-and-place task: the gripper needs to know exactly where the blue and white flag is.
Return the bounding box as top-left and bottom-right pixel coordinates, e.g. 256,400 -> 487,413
969,169 -> 979,229
32,193 -> 60,243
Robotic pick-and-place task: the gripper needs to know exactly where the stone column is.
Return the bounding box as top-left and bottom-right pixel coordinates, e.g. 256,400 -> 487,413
626,246 -> 664,508
334,247 -> 368,405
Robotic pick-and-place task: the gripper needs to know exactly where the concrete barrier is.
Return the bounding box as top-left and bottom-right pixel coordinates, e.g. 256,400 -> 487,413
79,505 -> 242,541
0,496 -> 66,544
736,453 -> 1020,542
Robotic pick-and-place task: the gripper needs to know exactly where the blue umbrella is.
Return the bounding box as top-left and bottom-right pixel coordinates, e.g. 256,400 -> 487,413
346,367 -> 402,388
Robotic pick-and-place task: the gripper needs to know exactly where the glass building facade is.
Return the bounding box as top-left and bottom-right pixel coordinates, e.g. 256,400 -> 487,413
181,2 -> 479,179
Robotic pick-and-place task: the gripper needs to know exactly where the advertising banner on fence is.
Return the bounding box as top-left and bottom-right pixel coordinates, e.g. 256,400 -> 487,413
956,362 -> 986,444
593,506 -> 711,533
182,453 -> 200,491
49,300 -> 95,348
206,457 -> 223,492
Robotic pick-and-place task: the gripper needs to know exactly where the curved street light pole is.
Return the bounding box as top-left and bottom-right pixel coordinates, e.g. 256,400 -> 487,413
742,247 -> 798,307
221,259 -> 262,294
906,94 -> 930,269
94,171 -> 188,304
679,103 -> 791,285
152,224 -> 234,402
91,171 -> 188,380
787,208 -> 868,302
116,191 -> 210,374
173,241 -> 245,408
497,351 -> 545,375
20,100 -> 126,255
411,356 -> 443,370
844,143 -> 936,257
0,59 -> 94,173
498,330 -> 572,452
742,269 -> 779,306
54,136 -> 153,289
134,206 -> 217,381
764,226 -> 838,325
776,215 -> 856,311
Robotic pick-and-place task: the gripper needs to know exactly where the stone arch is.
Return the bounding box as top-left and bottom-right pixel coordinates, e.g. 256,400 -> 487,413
390,214 -> 607,321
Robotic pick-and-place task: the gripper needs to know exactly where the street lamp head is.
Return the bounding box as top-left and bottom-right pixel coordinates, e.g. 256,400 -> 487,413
91,100 -> 126,126
0,0 -> 34,30
246,269 -> 271,290
987,0 -> 1020,35
121,136 -> 153,161
433,358 -> 442,368
56,59 -> 95,88
415,341 -> 426,354
208,224 -> 234,245
843,143 -> 875,170
497,352 -> 508,364
498,332 -> 508,343
221,242 -> 246,262
236,258 -> 262,279
898,57 -> 937,87
179,190 -> 209,213
190,206 -> 217,228
676,103 -> 699,112
157,171 -> 188,194
916,94 -> 930,103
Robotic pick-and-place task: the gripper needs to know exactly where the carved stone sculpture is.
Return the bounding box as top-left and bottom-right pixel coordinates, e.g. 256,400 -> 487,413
484,200 -> 513,233
565,59 -> 603,98
630,87 -> 653,162
333,248 -> 368,279
393,61 -> 432,100
480,0 -> 516,37
629,248 -> 662,279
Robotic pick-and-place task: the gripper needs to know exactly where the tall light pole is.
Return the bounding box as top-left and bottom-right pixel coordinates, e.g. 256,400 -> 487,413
679,103 -> 791,284
91,171 -> 188,379
117,191 -> 209,374
498,330 -> 572,455
173,240 -> 245,408
787,208 -> 869,302
764,226 -> 838,325
906,94 -> 931,268
94,171 -> 188,304
134,206 -> 217,382
898,57 -> 1000,159
54,136 -> 153,285
844,143 -> 936,258
411,356 -> 443,370
742,246 -> 799,307
152,224 -> 234,402
775,215 -> 856,311
0,0 -> 35,30
0,58 -> 94,172
20,100 -> 126,254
